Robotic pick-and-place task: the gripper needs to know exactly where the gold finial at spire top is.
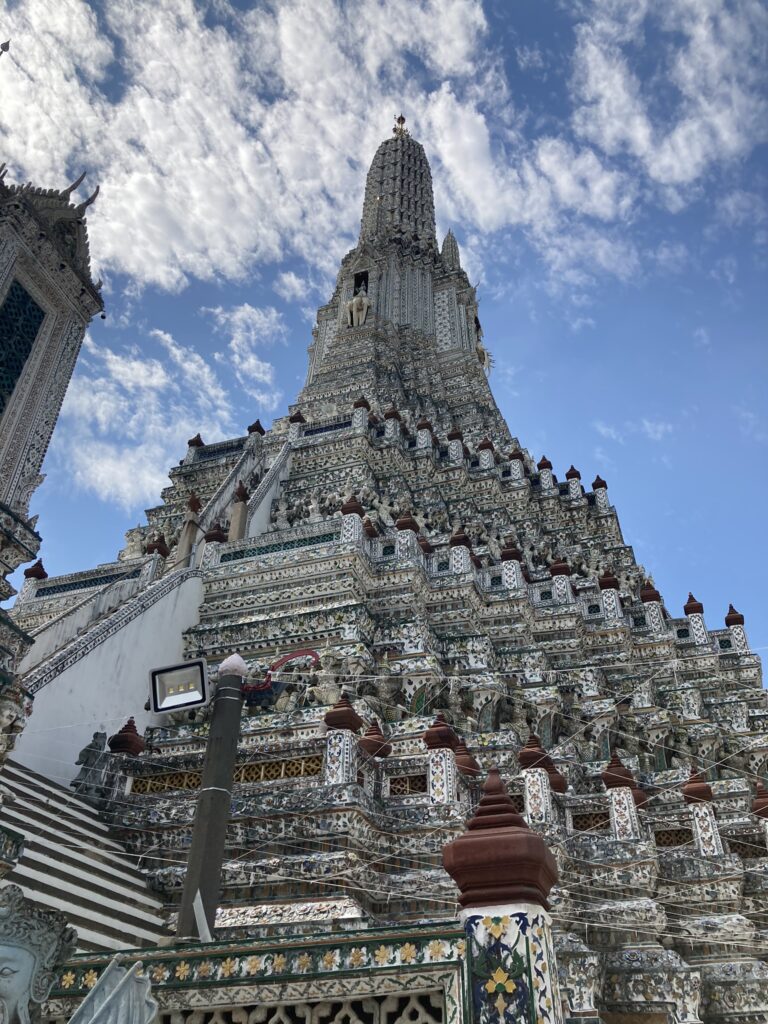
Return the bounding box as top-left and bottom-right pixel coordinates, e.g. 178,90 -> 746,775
393,112 -> 409,137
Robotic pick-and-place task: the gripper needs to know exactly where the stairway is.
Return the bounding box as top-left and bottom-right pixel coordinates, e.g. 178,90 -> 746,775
0,758 -> 171,952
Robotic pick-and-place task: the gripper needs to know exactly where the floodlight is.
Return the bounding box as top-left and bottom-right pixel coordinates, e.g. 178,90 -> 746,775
149,659 -> 209,714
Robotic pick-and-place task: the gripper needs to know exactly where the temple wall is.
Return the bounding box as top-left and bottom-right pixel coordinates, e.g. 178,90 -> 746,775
13,573 -> 203,785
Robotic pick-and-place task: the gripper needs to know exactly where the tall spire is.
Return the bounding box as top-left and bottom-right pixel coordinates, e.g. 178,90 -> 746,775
358,115 -> 436,247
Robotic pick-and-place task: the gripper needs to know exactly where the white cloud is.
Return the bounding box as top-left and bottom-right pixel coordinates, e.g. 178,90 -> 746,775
572,0 -> 768,187
593,420 -> 624,443
640,418 -> 673,442
515,45 -> 545,72
203,303 -> 285,410
653,241 -> 688,274
692,326 -> 710,347
54,329 -> 235,509
734,406 -> 768,444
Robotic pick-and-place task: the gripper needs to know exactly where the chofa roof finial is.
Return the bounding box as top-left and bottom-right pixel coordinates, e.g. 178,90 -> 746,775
393,113 -> 409,137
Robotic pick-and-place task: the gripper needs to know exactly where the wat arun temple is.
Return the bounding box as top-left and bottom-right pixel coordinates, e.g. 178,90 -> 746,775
1,119 -> 767,1024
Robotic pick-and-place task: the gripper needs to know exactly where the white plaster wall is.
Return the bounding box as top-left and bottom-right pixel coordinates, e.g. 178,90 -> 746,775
13,574 -> 204,786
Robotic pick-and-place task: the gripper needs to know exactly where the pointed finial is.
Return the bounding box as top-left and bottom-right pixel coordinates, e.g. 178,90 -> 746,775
0,40 -> 10,57
393,113 -> 409,137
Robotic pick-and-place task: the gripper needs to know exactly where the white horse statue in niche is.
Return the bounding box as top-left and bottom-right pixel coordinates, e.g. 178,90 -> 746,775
346,282 -> 371,327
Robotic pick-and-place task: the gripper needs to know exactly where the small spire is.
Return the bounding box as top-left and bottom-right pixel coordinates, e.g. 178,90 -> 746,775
324,694 -> 363,733
358,720 -> 392,758
682,764 -> 713,804
684,592 -> 704,615
23,558 -> 48,580
393,112 -> 409,137
725,603 -> 745,627
423,713 -> 459,750
107,717 -> 145,757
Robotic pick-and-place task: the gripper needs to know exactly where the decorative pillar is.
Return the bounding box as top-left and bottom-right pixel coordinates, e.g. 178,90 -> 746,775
416,416 -> 434,449
288,409 -> 305,441
725,604 -> 749,653
183,432 -> 204,465
227,480 -> 249,542
564,465 -> 582,500
395,511 -> 422,563
352,396 -> 371,431
549,560 -> 573,604
683,767 -> 724,856
591,474 -> 610,512
507,449 -> 525,481
384,405 -> 401,441
639,579 -> 666,635
174,491 -> 203,567
598,568 -> 622,623
450,527 -> 472,574
501,544 -> 526,592
323,695 -> 363,785
518,733 -> 566,825
537,455 -> 556,494
683,593 -> 709,646
340,495 -> 365,544
423,714 -> 459,804
447,426 -> 464,463
443,769 -> 564,1024
477,437 -> 495,470
601,751 -> 646,839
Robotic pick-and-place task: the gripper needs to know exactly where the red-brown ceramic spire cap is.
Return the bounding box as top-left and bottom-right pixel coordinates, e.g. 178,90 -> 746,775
500,545 -> 523,562
23,559 -> 48,580
324,695 -> 363,733
358,720 -> 392,758
187,491 -> 203,514
537,455 -> 553,470
449,526 -> 472,548
447,425 -> 463,441
204,522 -> 228,543
549,559 -> 571,577
418,536 -> 435,554
288,409 -> 306,424
247,419 -> 266,435
384,406 -> 401,421
518,733 -> 552,772
395,511 -> 420,533
682,765 -> 713,804
602,750 -> 647,807
725,604 -> 745,627
477,437 -> 494,451
353,396 -> 371,410
416,416 -> 433,432
592,474 -> 607,490
508,448 -> 525,462
108,717 -> 145,757
146,534 -> 170,558
565,465 -> 581,480
752,781 -> 768,819
598,569 -> 620,591
442,768 -> 559,909
423,713 -> 459,751
684,593 -> 704,615
234,480 -> 249,503
362,516 -> 379,539
454,740 -> 482,777
187,432 -> 204,447
640,579 -> 661,603
340,495 -> 365,517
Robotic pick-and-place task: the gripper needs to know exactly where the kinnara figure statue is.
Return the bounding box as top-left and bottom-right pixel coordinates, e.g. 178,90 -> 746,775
0,884 -> 76,1024
346,282 -> 370,327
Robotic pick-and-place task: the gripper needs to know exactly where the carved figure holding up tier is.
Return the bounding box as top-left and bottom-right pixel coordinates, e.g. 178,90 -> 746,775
346,282 -> 370,327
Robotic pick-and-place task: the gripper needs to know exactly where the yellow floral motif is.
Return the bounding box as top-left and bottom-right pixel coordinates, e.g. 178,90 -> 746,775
349,948 -> 366,967
61,972 -> 75,990
83,970 -> 99,990
481,916 -> 510,940
220,958 -> 239,979
428,940 -> 444,959
151,965 -> 168,983
374,945 -> 391,966
400,943 -> 417,964
175,962 -> 190,981
297,954 -> 312,972
456,940 -> 466,958
197,962 -> 213,979
322,950 -> 338,969
273,953 -> 287,972
485,967 -> 517,995
245,956 -> 261,975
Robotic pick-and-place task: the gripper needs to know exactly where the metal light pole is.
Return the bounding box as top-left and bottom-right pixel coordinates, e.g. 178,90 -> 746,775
176,653 -> 247,939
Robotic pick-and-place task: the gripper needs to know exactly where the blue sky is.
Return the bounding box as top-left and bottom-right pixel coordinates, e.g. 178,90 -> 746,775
2,0 -> 767,653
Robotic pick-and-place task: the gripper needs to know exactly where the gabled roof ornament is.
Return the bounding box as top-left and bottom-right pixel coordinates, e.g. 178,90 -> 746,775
61,171 -> 86,201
